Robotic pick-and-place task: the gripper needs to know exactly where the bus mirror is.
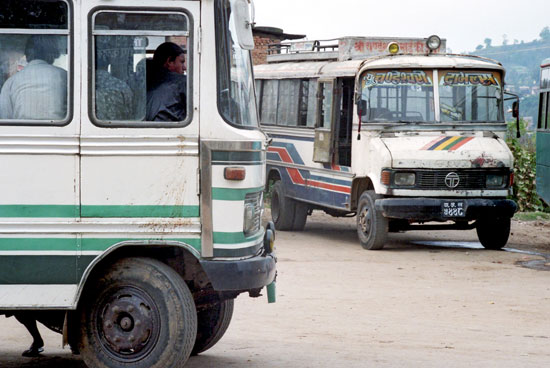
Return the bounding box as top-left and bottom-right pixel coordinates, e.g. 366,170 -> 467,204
358,100 -> 367,116
230,0 -> 255,50
512,101 -> 519,118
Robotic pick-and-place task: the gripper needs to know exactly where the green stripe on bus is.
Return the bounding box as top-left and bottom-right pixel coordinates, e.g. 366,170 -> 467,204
0,256 -> 77,284
211,151 -> 263,163
212,187 -> 264,201
213,231 -> 264,244
0,238 -> 201,252
81,205 -> 200,218
0,205 -> 200,218
0,205 -> 78,218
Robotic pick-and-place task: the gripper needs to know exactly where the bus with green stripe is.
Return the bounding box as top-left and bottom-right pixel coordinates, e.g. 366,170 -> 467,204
255,35 -> 517,250
0,1 -> 275,367
538,59 -> 550,205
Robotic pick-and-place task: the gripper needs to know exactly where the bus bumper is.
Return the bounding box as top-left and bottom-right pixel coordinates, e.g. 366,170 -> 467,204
200,253 -> 276,291
375,198 -> 517,221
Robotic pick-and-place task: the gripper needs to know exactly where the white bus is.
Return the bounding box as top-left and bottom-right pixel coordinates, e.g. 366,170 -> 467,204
0,1 -> 275,367
256,36 -> 517,250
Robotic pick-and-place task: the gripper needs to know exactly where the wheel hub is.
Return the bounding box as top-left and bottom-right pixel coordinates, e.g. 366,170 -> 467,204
98,286 -> 160,360
359,207 -> 372,235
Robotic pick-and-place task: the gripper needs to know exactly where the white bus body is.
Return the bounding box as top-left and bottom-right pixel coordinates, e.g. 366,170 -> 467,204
256,36 -> 516,250
0,1 -> 275,367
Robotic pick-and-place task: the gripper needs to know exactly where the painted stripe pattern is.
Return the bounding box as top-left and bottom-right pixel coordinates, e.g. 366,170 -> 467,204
267,142 -> 351,195
421,136 -> 474,151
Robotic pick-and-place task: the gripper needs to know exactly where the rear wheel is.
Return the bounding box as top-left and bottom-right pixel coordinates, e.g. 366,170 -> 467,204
271,180 -> 295,230
292,201 -> 308,231
79,257 -> 197,368
192,299 -> 234,355
476,217 -> 511,250
356,191 -> 388,250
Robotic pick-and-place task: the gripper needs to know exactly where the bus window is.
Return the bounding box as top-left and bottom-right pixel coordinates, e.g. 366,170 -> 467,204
0,0 -> 70,124
260,79 -> 278,124
278,79 -> 300,126
539,92 -> 548,130
439,70 -> 504,123
299,79 -> 318,127
319,81 -> 334,129
91,11 -> 190,125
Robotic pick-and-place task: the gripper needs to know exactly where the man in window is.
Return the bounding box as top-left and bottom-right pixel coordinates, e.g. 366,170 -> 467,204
0,35 -> 67,120
146,42 -> 187,122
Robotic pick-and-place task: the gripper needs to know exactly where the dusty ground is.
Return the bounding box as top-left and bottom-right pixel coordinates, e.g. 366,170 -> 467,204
1,212 -> 549,367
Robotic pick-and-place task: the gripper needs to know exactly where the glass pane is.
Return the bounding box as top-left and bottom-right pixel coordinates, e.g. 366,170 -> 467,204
260,80 -> 278,124
360,70 -> 434,123
93,12 -> 189,123
542,68 -> 550,90
320,82 -> 333,129
0,34 -> 68,121
277,79 -> 300,126
306,79 -> 318,127
439,70 -> 503,122
95,12 -> 187,32
215,0 -> 258,127
0,0 -> 68,29
540,93 -> 547,130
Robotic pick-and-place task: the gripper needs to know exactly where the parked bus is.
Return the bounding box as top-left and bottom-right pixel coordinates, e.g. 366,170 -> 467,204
256,36 -> 517,250
0,1 -> 276,367
537,58 -> 550,204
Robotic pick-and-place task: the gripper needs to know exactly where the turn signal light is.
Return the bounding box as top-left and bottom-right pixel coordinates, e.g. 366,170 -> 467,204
224,167 -> 246,181
381,170 -> 391,186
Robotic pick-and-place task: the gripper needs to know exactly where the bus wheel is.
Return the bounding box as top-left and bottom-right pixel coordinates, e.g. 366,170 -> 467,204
356,191 -> 388,250
271,180 -> 296,230
79,258 -> 197,368
192,299 -> 234,355
476,217 -> 510,250
292,201 -> 308,231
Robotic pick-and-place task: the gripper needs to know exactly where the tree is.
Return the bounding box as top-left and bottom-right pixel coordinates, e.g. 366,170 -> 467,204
541,26 -> 550,41
484,38 -> 492,48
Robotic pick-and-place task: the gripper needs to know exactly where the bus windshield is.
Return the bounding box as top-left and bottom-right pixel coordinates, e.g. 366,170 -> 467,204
360,70 -> 435,123
439,70 -> 504,123
359,69 -> 504,124
215,0 -> 258,128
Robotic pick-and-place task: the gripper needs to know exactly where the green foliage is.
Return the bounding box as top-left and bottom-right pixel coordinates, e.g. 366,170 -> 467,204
506,119 -> 545,212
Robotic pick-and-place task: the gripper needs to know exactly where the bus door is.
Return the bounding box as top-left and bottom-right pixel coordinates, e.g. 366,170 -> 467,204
0,0 -> 80,307
79,1 -> 201,275
313,79 -> 338,164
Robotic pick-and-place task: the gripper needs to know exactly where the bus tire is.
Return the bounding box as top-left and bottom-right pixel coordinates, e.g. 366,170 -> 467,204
271,180 -> 296,230
79,257 -> 197,368
192,299 -> 234,355
356,191 -> 388,250
476,217 -> 510,250
292,201 -> 308,231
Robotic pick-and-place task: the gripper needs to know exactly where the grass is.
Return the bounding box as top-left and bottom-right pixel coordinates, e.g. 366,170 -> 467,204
514,212 -> 550,221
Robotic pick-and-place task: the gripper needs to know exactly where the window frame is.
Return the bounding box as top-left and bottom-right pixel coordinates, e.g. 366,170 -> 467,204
88,6 -> 193,129
0,0 -> 74,127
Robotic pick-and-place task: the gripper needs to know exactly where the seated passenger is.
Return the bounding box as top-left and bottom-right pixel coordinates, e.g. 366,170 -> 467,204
95,40 -> 134,121
146,42 -> 187,122
0,35 -> 67,120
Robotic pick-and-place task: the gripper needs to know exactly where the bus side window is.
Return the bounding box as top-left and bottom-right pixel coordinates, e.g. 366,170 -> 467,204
0,0 -> 70,124
91,11 -> 190,125
260,79 -> 278,124
539,92 -> 547,130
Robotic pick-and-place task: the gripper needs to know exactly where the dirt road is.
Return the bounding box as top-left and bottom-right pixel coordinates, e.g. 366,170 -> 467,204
1,213 -> 549,367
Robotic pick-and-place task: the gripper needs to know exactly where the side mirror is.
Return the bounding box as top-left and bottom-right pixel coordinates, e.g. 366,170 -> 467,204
504,91 -> 521,139
230,0 -> 255,50
512,101 -> 519,118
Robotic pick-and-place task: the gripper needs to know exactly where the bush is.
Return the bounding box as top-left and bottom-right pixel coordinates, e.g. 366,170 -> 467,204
506,120 -> 546,212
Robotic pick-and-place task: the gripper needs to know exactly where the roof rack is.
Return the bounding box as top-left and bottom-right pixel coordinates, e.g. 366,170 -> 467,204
266,36 -> 447,63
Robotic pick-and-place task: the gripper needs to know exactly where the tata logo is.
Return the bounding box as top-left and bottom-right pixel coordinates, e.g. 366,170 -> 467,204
445,172 -> 460,188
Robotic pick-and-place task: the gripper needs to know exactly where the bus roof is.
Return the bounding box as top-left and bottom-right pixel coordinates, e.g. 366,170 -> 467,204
254,54 -> 504,80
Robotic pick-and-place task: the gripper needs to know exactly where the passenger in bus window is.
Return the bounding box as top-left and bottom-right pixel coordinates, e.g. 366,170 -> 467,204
0,35 -> 67,121
146,42 -> 187,122
95,37 -> 135,121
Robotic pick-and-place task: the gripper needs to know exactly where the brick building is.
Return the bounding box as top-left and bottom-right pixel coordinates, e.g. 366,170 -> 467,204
252,26 -> 305,65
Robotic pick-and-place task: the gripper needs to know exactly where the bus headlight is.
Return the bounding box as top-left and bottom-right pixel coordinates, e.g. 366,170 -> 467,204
244,191 -> 262,235
394,172 -> 416,186
426,35 -> 441,51
486,174 -> 506,188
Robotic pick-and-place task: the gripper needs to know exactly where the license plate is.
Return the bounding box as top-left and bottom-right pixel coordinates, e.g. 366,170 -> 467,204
442,201 -> 465,217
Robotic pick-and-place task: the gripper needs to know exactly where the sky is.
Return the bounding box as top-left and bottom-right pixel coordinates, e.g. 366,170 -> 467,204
253,0 -> 550,53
